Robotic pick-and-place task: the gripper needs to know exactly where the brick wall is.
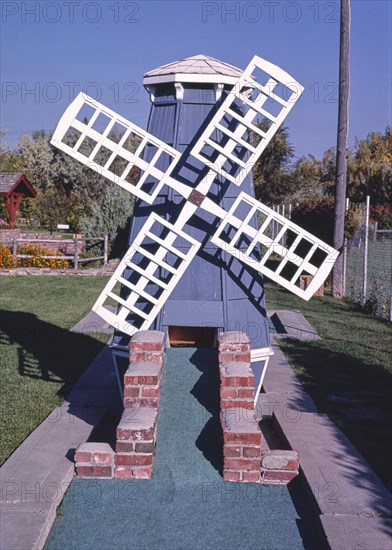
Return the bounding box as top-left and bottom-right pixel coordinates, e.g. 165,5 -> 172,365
75,443 -> 114,478
218,331 -> 299,485
260,450 -> 299,484
75,330 -> 165,480
218,332 -> 262,483
115,331 -> 165,479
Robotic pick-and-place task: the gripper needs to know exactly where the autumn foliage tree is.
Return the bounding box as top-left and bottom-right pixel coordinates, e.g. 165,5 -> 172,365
252,121 -> 294,205
348,127 -> 392,204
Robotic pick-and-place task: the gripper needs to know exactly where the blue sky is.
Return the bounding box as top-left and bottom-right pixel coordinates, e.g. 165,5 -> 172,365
1,0 -> 391,160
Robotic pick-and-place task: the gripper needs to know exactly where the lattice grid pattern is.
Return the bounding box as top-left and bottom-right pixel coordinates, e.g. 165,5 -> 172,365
212,193 -> 338,300
189,56 -> 303,186
50,93 -> 181,204
93,213 -> 200,336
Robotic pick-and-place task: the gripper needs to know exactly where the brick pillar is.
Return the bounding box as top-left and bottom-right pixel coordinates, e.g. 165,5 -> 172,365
218,331 -> 262,483
75,330 -> 165,480
219,363 -> 255,410
218,331 -> 251,363
129,330 -> 165,364
221,409 -> 262,483
75,443 -> 115,479
115,330 -> 165,479
115,408 -> 158,479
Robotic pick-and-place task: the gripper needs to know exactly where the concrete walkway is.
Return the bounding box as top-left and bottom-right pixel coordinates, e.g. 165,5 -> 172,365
257,340 -> 392,550
0,346 -> 120,550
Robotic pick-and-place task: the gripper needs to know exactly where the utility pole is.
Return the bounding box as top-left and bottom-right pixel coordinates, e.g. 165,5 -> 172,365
332,0 -> 351,297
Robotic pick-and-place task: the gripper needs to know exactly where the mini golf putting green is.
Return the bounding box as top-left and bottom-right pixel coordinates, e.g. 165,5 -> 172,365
45,348 -> 312,550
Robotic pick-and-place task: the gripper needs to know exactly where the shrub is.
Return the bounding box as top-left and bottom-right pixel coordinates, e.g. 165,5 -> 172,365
291,198 -> 368,245
0,222 -> 15,230
370,204 -> 392,230
0,245 -> 17,269
291,199 -> 335,245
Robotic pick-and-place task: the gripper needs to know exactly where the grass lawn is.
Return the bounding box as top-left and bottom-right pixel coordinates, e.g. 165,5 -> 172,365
0,276 -> 110,465
265,282 -> 392,491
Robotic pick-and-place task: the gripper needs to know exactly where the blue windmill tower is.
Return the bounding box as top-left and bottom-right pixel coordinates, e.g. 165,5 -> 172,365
123,55 -> 269,358
111,54 -> 271,394
50,53 -> 337,400
128,55 -> 270,355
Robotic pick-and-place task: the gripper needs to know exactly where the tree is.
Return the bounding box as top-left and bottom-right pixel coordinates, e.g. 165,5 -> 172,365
18,133 -> 56,190
0,131 -> 24,173
34,188 -> 71,234
82,184 -> 134,253
332,0 -> 351,298
252,121 -> 294,204
320,147 -> 338,194
52,127 -> 111,209
348,127 -> 392,204
13,130 -> 112,230
288,155 -> 325,203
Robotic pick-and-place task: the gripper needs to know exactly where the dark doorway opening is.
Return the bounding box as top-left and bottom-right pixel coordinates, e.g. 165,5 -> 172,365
168,326 -> 217,348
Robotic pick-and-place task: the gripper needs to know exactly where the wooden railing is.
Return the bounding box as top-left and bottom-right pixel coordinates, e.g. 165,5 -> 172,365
12,236 -> 109,269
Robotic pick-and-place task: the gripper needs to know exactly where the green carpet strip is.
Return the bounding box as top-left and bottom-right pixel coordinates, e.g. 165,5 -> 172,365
45,348 -> 307,549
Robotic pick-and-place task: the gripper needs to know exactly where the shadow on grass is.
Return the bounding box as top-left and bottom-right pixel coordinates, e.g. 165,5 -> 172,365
1,309 -> 105,398
279,338 -> 392,493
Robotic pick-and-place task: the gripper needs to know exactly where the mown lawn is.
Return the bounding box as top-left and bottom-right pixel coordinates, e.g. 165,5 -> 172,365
0,276 -> 110,465
265,282 -> 392,491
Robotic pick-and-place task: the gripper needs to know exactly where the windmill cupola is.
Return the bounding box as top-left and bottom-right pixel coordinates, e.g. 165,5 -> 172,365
143,54 -> 244,102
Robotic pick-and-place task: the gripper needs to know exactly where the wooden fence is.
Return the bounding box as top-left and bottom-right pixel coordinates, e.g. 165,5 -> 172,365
12,236 -> 109,269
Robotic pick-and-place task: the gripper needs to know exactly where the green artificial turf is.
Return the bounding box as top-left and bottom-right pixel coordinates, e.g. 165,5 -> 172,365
264,282 -> 392,491
0,276 -> 110,464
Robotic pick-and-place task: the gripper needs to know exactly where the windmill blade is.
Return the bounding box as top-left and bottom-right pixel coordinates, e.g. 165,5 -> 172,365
50,55 -> 303,203
50,92 -> 191,203
188,55 -> 304,192
93,212 -> 201,336
211,192 -> 338,300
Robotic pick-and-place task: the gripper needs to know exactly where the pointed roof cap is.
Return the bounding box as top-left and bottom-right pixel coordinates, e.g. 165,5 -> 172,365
0,173 -> 36,197
143,54 -> 243,86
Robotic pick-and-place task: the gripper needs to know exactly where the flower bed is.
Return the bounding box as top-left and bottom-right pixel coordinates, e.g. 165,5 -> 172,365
0,244 -> 69,269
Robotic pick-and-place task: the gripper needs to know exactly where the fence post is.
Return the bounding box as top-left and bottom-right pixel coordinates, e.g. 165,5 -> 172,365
103,235 -> 109,265
12,237 -> 17,259
389,266 -> 392,323
74,238 -> 79,270
362,195 -> 370,306
275,205 -> 280,240
342,237 -> 347,296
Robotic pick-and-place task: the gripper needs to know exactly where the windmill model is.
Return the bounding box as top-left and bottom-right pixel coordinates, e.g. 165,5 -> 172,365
51,55 -> 338,400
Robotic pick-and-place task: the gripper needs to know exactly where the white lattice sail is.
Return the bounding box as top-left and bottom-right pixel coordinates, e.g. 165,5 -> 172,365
211,192 -> 338,300
50,93 -> 187,204
188,55 -> 304,191
93,213 -> 200,336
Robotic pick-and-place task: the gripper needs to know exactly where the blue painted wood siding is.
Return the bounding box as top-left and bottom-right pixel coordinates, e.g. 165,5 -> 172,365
125,83 -> 270,351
